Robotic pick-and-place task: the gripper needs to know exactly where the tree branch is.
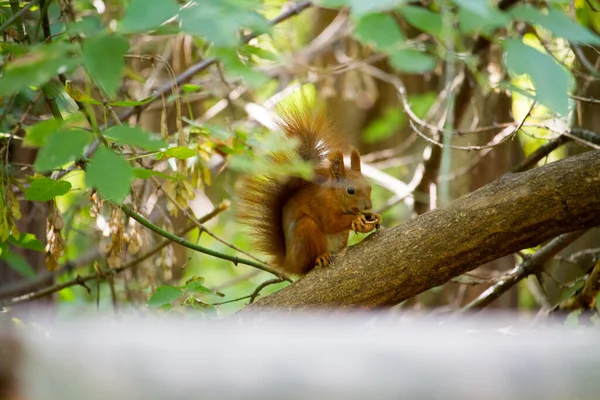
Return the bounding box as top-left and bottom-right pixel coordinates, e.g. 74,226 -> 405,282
245,150 -> 600,311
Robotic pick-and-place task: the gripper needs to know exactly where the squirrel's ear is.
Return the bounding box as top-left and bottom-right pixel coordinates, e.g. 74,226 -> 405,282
350,147 -> 361,172
328,150 -> 345,181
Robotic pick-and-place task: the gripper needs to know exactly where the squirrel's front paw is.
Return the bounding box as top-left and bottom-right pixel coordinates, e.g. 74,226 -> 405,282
362,212 -> 382,229
351,213 -> 381,234
314,253 -> 332,268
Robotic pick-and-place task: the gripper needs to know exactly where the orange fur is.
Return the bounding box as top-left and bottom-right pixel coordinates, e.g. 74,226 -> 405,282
238,104 -> 378,275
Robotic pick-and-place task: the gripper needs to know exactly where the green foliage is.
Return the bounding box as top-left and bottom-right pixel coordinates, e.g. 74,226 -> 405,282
504,39 -> 572,115
33,129 -> 92,172
8,233 -> 44,252
0,42 -> 80,98
159,146 -> 196,160
180,0 -> 269,46
354,13 -> 405,52
147,286 -> 184,308
85,147 -> 134,203
25,176 -> 72,201
147,279 -> 223,310
104,126 -> 167,151
400,6 -> 443,37
120,0 -> 180,33
82,35 -> 129,98
1,252 -> 36,279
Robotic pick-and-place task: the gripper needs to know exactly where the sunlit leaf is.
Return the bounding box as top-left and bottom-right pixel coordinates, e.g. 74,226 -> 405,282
147,285 -> 183,308
8,233 -> 44,252
25,176 -> 72,201
34,129 -> 92,172
104,126 -> 167,151
504,39 -> 572,115
159,146 -> 196,160
86,147 -> 134,203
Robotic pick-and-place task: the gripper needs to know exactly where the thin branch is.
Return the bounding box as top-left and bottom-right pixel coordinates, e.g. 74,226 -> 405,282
118,203 -> 292,281
460,230 -> 587,312
1,202 -> 231,306
249,278 -> 286,304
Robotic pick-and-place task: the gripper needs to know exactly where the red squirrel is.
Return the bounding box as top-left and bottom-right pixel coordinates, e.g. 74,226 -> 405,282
238,105 -> 381,275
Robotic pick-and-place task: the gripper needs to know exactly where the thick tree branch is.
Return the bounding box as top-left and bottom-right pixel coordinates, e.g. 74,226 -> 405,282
246,151 -> 600,311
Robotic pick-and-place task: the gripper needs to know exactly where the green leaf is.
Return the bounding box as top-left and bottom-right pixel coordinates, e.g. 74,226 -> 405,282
25,176 -> 72,201
8,233 -> 44,252
595,292 -> 600,314
510,5 -> 600,45
24,118 -> 64,148
82,34 -> 129,98
120,0 -> 180,33
453,0 -> 497,19
185,281 -> 222,296
363,108 -> 405,144
400,6 -> 443,37
34,129 -> 92,172
133,168 -> 177,180
213,47 -> 269,88
104,126 -> 167,151
320,0 -> 406,16
86,146 -> 134,203
354,13 -> 405,51
504,39 -> 572,115
389,49 -> 436,73
2,252 -> 36,279
181,84 -> 202,93
180,0 -> 269,46
108,95 -> 156,107
160,146 -> 196,160
147,285 -> 183,308
0,42 -> 80,98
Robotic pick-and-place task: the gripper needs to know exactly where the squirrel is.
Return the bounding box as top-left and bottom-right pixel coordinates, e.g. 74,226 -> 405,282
238,104 -> 382,275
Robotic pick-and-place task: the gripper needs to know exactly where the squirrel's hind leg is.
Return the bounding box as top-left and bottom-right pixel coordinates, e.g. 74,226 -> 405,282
284,216 -> 328,275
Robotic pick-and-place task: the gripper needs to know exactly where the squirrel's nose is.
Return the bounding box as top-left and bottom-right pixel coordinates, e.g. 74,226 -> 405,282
364,200 -> 372,210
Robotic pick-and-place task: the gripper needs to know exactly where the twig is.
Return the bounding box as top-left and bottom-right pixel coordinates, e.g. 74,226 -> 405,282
249,278 -> 286,304
460,230 -> 587,312
559,257 -> 600,311
119,203 -> 291,281
1,202 -> 230,306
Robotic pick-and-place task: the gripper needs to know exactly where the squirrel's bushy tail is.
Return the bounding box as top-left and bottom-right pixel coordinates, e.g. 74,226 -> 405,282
237,104 -> 341,271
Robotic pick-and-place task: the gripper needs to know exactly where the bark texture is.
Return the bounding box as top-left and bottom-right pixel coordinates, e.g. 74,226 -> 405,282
247,151 -> 600,311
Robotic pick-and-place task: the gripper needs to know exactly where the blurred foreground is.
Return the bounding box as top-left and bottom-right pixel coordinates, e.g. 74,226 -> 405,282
1,311 -> 599,400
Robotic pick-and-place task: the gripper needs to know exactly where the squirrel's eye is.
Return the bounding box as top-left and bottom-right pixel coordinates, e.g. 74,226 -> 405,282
346,185 -> 356,195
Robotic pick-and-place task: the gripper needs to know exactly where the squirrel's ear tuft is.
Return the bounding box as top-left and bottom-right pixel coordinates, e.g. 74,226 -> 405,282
350,147 -> 361,172
328,150 -> 345,181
